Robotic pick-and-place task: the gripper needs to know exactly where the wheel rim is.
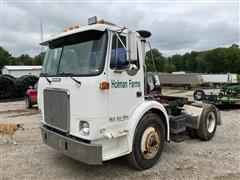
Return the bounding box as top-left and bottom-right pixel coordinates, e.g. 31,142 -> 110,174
196,91 -> 202,100
140,125 -> 160,159
207,112 -> 216,133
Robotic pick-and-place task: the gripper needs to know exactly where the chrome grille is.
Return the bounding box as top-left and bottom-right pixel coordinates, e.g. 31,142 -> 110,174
44,89 -> 70,132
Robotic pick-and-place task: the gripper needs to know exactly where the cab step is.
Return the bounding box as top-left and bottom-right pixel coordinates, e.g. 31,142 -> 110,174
170,132 -> 189,143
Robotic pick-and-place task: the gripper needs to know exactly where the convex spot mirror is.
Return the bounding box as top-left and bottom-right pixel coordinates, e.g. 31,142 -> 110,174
127,63 -> 138,76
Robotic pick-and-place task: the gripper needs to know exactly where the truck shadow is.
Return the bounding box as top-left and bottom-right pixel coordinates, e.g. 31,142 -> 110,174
216,104 -> 240,110
51,152 -> 135,173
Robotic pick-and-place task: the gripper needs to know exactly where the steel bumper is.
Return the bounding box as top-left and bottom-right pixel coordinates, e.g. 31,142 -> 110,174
41,125 -> 102,165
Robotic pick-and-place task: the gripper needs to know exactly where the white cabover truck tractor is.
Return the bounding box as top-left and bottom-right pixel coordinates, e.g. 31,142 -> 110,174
39,16 -> 221,170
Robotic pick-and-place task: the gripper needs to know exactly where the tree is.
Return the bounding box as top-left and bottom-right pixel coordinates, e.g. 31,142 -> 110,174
33,52 -> 45,65
169,54 -> 185,71
0,47 -> 12,70
164,61 -> 176,73
145,48 -> 165,72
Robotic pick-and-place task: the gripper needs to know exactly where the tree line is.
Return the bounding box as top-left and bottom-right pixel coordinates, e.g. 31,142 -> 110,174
145,44 -> 240,74
0,44 -> 239,74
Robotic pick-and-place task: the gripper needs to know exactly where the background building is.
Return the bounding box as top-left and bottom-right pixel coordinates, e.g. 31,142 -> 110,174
1,66 -> 42,77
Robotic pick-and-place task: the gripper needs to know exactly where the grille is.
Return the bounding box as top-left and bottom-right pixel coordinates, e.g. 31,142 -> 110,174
44,89 -> 70,132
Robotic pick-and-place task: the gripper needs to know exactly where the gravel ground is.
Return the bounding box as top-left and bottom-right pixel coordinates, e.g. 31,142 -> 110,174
0,91 -> 240,180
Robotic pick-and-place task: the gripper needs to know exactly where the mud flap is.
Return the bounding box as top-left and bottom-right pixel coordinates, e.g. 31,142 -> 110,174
216,108 -> 222,125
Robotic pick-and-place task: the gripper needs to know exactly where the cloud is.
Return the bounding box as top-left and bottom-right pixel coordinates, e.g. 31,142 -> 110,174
1,1 -> 239,57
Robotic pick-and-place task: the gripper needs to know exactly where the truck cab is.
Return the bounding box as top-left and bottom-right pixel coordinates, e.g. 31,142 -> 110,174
39,17 -> 221,170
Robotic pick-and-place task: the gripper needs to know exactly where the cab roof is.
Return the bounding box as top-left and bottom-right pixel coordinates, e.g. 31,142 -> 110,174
40,23 -> 127,46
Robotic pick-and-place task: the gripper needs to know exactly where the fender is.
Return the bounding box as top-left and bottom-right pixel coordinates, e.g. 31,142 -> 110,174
126,100 -> 170,153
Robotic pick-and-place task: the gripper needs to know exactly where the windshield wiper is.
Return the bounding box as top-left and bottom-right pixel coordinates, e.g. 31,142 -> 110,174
40,72 -> 49,76
58,72 -> 81,86
40,73 -> 52,84
58,72 -> 75,76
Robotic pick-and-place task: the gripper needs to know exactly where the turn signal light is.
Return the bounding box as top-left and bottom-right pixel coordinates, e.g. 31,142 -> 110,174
100,82 -> 109,90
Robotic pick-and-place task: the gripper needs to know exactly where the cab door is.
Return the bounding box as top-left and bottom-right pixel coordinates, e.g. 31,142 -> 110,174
107,32 -> 144,123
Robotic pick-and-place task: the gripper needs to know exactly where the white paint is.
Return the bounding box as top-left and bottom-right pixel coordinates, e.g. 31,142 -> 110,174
201,73 -> 238,83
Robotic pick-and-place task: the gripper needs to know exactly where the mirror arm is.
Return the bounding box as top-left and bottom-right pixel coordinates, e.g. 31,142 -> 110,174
115,32 -> 127,50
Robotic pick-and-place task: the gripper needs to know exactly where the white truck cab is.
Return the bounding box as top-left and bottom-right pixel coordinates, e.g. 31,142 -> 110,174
39,17 -> 221,170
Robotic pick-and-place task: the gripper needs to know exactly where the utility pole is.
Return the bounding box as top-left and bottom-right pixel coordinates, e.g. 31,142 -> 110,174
40,20 -> 44,53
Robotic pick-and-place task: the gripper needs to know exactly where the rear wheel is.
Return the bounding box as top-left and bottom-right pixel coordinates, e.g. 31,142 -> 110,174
196,105 -> 217,140
127,113 -> 165,170
25,96 -> 32,109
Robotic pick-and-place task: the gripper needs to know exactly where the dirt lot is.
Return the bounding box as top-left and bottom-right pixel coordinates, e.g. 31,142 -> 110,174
0,91 -> 240,180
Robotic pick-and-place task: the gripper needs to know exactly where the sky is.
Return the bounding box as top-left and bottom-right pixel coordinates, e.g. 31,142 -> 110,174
0,0 -> 239,57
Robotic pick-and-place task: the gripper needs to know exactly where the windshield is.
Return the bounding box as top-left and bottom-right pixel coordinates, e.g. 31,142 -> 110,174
41,30 -> 108,76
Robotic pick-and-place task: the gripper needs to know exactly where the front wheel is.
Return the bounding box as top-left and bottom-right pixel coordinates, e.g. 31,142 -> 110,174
127,113 -> 165,170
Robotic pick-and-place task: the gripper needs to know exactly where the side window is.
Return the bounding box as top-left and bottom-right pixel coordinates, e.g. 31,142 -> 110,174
110,34 -> 128,69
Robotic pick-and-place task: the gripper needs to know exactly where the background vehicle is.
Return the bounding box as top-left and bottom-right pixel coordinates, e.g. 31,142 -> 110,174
25,82 -> 38,108
38,17 -> 221,170
193,83 -> 240,107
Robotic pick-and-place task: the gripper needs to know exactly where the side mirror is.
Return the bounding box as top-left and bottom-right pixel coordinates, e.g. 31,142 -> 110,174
127,64 -> 138,76
128,31 -> 138,61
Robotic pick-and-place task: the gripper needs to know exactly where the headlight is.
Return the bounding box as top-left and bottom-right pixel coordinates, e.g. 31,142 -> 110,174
79,121 -> 90,136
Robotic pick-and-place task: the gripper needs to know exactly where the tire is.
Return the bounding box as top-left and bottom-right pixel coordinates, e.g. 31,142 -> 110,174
0,74 -> 17,99
16,75 -> 39,97
187,127 -> 197,138
25,96 -> 32,109
127,113 -> 165,170
193,89 -> 206,101
196,105 -> 217,141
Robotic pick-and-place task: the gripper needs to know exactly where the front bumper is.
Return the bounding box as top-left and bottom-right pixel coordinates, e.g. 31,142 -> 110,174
41,125 -> 102,165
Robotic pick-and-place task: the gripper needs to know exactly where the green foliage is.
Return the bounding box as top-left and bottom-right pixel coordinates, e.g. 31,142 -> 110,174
0,47 -> 12,70
145,44 -> 240,73
145,48 -> 165,72
164,61 -> 176,73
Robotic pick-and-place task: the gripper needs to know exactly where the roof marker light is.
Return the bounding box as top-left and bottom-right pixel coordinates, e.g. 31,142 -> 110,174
98,19 -> 105,24
74,24 -> 80,28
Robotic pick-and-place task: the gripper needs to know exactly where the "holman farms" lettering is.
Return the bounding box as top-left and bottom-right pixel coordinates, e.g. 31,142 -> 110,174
111,80 -> 141,89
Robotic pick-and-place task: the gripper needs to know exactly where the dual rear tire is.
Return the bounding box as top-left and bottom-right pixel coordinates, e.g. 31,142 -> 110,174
187,104 -> 217,141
